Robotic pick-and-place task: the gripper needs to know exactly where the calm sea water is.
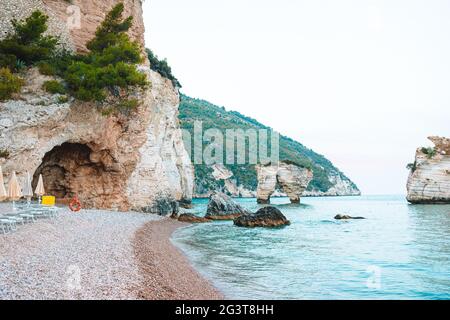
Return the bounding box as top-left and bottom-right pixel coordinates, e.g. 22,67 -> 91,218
172,195 -> 450,299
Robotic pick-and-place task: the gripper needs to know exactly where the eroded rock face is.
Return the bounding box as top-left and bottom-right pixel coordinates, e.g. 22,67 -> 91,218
256,162 -> 313,204
0,1 -> 194,213
234,206 -> 290,228
205,192 -> 250,220
406,136 -> 450,204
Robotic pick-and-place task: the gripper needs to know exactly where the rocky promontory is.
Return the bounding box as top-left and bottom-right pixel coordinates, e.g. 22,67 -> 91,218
0,0 -> 194,214
406,136 -> 450,204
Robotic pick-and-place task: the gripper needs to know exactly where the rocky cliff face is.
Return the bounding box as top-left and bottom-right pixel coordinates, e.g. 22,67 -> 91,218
256,162 -> 313,204
303,174 -> 361,197
0,0 -> 145,53
406,136 -> 450,204
0,0 -> 194,213
194,163 -> 359,199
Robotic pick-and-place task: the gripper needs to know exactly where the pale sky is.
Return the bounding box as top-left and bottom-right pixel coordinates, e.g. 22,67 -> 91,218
142,0 -> 450,195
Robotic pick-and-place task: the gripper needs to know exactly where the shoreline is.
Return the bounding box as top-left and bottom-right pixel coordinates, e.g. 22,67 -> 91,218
0,204 -> 223,300
132,218 -> 224,300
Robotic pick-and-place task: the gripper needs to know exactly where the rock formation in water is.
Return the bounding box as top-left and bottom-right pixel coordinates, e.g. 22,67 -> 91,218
178,214 -> 212,223
256,161 -> 313,204
406,136 -> 450,204
234,206 -> 290,228
0,0 -> 194,214
205,192 -> 250,220
334,214 -> 365,220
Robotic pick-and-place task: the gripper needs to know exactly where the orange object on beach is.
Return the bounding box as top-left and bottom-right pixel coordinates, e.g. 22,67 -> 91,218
69,195 -> 82,212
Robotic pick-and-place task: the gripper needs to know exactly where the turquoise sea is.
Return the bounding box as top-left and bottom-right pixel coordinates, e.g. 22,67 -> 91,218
172,195 -> 450,299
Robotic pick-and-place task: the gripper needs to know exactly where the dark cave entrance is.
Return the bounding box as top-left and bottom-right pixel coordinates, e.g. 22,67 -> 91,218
32,142 -> 112,206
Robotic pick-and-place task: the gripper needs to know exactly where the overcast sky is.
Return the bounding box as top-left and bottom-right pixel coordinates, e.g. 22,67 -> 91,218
142,0 -> 450,195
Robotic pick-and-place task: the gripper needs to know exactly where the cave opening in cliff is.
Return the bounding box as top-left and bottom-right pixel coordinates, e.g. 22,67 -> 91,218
32,142 -> 116,207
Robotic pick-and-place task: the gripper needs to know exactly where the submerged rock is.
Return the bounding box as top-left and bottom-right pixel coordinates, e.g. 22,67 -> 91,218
205,192 -> 250,220
406,136 -> 450,204
334,214 -> 365,220
234,207 -> 290,228
178,214 -> 212,223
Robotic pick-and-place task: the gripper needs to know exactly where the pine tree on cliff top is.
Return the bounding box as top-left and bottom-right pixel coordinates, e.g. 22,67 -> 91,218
0,10 -> 58,69
87,3 -> 133,52
64,3 -> 147,103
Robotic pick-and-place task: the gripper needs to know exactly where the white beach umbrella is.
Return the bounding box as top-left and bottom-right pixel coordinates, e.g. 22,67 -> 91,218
8,171 -> 22,210
35,174 -> 45,204
22,171 -> 33,205
0,166 -> 7,202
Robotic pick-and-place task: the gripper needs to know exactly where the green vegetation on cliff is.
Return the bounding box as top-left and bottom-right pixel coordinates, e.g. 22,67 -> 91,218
0,4 -> 147,110
179,95 -> 359,194
146,49 -> 181,88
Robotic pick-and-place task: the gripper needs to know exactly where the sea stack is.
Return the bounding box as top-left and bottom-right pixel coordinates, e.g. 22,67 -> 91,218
406,136 -> 450,204
256,161 -> 313,204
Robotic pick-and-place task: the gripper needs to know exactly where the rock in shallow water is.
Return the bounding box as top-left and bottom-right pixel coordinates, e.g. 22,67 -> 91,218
206,192 -> 250,220
234,206 -> 290,228
334,214 -> 365,220
178,214 -> 212,223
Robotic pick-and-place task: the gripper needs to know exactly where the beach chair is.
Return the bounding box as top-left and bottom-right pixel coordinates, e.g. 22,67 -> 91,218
19,212 -> 37,223
0,218 -> 11,234
3,213 -> 25,225
0,216 -> 16,233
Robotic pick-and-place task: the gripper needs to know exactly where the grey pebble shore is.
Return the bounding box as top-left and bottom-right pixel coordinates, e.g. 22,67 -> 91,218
0,203 -> 161,300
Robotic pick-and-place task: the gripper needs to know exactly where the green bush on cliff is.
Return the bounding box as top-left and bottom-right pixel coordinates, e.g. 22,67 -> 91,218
0,67 -> 24,101
37,61 -> 56,76
63,3 -> 148,103
421,147 -> 436,159
0,149 -> 10,159
146,49 -> 181,88
0,10 -> 58,70
43,80 -> 67,94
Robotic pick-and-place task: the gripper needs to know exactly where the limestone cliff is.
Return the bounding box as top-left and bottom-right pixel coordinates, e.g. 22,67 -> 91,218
406,136 -> 450,204
256,162 -> 313,204
0,0 -> 194,213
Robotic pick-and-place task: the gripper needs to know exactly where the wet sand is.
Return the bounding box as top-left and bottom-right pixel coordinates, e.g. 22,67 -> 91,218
132,218 -> 224,300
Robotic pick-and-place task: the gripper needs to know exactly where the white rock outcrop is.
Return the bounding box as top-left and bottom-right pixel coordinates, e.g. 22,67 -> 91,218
406,136 -> 450,204
0,0 -> 194,214
256,162 -> 313,204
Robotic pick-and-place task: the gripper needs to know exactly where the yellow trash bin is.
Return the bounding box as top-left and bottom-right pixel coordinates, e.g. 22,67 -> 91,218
41,196 -> 56,206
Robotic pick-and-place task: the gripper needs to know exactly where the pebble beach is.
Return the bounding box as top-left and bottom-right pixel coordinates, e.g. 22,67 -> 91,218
0,203 -> 223,300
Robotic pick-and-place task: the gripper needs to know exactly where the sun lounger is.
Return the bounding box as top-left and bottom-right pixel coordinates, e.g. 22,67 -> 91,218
0,216 -> 17,233
3,213 -> 25,225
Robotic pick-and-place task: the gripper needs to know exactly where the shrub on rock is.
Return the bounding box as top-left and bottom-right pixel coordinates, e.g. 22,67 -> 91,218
43,80 -> 66,94
0,67 -> 24,101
